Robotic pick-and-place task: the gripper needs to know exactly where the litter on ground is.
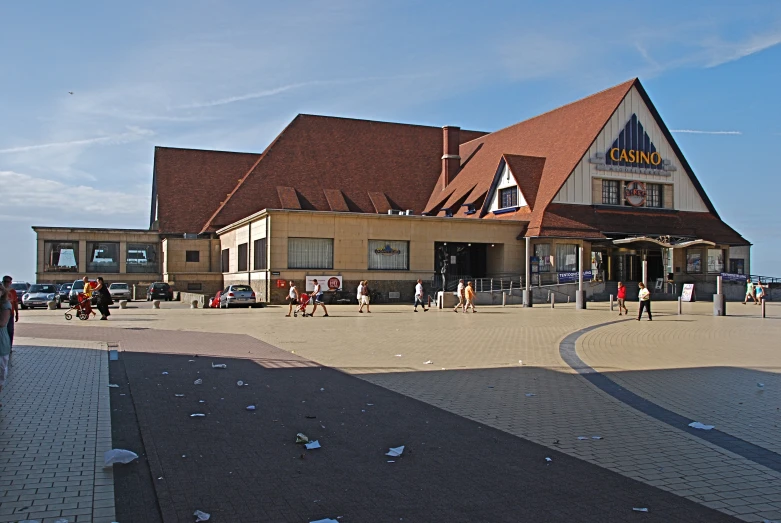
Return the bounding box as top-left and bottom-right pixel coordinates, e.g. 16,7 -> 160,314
632,507 -> 649,512
525,393 -> 536,397
688,422 -> 715,430
577,436 -> 588,440
175,394 -> 185,397
296,433 -> 310,444
246,405 -> 256,411
190,413 -> 206,417
237,380 -> 244,386
194,510 -> 211,521
104,449 -> 139,466
193,379 -> 203,385
108,384 -> 119,388
310,519 -> 339,523
162,371 -> 169,375
545,457 -> 552,462
424,360 -> 433,365
386,446 -> 405,457
592,436 -> 603,440
305,440 -> 321,449
211,363 -> 227,369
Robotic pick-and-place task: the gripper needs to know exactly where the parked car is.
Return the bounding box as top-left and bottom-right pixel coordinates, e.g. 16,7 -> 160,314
22,283 -> 60,309
58,282 -> 72,301
109,283 -> 132,301
209,290 -> 222,308
147,282 -> 173,301
69,279 -> 98,306
10,282 -> 31,308
219,285 -> 256,308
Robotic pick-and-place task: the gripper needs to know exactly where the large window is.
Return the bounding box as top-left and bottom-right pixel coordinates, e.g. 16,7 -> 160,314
555,244 -> 578,272
87,242 -> 119,273
253,238 -> 267,270
707,248 -> 724,273
221,249 -> 230,273
686,249 -> 702,273
368,240 -> 409,270
534,244 -> 553,272
646,183 -> 663,208
602,179 -> 620,205
499,186 -> 518,208
288,238 -> 333,269
126,243 -> 159,273
238,243 -> 248,272
43,241 -> 79,272
185,250 -> 200,263
729,259 -> 745,275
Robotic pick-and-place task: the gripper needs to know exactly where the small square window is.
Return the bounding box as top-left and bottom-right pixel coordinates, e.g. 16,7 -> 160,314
187,282 -> 203,291
602,180 -> 619,205
185,250 -> 200,263
646,184 -> 663,208
499,186 -> 518,208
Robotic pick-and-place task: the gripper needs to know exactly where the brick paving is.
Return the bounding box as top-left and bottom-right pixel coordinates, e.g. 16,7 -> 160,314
0,338 -> 115,523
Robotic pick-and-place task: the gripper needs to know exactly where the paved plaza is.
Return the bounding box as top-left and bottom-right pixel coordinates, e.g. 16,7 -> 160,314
1,299 -> 779,522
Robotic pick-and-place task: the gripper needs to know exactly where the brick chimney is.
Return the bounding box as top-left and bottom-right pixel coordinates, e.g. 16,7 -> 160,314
441,126 -> 461,190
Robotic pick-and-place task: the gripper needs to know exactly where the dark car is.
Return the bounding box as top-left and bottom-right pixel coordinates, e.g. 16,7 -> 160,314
10,282 -> 31,308
58,283 -> 72,301
147,282 -> 173,301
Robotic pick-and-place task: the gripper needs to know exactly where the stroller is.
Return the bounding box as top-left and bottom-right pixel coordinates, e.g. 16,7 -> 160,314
64,292 -> 94,321
294,293 -> 310,317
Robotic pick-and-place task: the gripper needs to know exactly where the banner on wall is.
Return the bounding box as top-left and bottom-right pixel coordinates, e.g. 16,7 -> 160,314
305,275 -> 343,292
557,271 -> 593,284
720,272 -> 747,283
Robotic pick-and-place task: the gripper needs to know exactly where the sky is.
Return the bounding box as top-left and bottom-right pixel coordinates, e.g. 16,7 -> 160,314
2,0 -> 780,281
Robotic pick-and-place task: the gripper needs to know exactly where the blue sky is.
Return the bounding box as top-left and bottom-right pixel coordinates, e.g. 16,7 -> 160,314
2,0 -> 780,281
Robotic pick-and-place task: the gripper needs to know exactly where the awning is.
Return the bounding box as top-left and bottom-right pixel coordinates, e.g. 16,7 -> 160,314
613,236 -> 672,248
673,239 -> 716,249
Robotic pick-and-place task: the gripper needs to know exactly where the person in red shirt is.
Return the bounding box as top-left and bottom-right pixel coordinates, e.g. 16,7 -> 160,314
616,281 -> 628,316
2,276 -> 18,348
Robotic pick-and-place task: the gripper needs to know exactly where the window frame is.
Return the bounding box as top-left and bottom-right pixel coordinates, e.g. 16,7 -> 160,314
126,243 -> 159,274
221,249 -> 230,273
534,243 -> 553,272
602,179 -> 620,205
499,186 -> 519,208
43,240 -> 79,273
646,183 -> 663,208
707,248 -> 724,274
686,249 -> 702,273
86,241 -> 120,273
185,250 -> 200,263
287,238 -> 334,270
555,243 -> 579,272
368,240 -> 410,271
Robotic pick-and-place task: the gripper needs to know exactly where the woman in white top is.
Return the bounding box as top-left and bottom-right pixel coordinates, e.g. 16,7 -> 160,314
285,281 -> 299,317
637,282 -> 652,321
356,281 -> 364,312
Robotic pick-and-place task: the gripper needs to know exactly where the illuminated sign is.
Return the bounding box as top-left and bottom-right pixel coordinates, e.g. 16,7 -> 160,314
590,114 -> 676,176
624,181 -> 647,207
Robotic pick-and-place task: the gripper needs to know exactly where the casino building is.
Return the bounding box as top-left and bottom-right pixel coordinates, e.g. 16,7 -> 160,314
33,78 -> 750,302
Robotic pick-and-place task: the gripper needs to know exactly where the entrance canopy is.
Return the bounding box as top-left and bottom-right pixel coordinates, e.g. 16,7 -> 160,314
612,236 -> 716,249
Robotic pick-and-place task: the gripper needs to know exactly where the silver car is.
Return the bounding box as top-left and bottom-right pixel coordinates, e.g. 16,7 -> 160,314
219,285 -> 256,308
109,283 -> 132,301
22,283 -> 61,309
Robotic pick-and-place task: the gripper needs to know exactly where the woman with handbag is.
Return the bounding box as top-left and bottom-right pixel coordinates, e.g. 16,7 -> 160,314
93,277 -> 114,320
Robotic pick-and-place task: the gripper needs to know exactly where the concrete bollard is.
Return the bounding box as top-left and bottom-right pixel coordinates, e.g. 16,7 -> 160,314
678,297 -> 682,315
190,299 -> 199,309
762,299 -> 766,318
551,293 -> 555,308
576,290 -> 587,310
153,300 -> 161,309
119,300 -> 128,309
610,294 -> 614,311
713,294 -> 726,316
47,300 -> 57,310
502,292 -> 507,307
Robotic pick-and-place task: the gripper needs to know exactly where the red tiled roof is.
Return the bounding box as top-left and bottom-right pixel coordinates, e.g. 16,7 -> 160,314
276,187 -> 302,209
323,189 -> 349,212
200,115 -> 486,232
502,154 -> 546,211
425,79 -> 636,225
367,192 -> 392,214
152,147 -> 260,234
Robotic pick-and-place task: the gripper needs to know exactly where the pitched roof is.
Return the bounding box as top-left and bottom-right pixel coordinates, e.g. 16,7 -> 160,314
323,189 -> 349,212
152,147 -> 260,234
200,115 -> 486,232
425,79 -> 636,225
501,154 -> 545,211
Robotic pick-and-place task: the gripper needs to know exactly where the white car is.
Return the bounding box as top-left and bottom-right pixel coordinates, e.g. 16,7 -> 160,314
109,283 -> 132,301
22,283 -> 61,309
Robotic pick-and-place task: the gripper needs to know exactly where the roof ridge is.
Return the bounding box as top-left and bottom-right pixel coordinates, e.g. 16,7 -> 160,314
154,145 -> 260,155
296,113 -> 484,134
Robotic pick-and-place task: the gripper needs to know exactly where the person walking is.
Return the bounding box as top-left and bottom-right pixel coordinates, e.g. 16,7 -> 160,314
453,279 -> 465,313
637,282 -> 652,321
0,283 -> 12,407
464,281 -> 476,312
743,278 -> 757,305
755,280 -> 766,305
309,279 -> 329,317
93,277 -> 113,320
285,281 -> 299,317
356,281 -> 364,312
413,279 -> 428,312
616,281 -> 629,316
1,276 -> 18,349
81,276 -> 96,317
359,281 -> 371,313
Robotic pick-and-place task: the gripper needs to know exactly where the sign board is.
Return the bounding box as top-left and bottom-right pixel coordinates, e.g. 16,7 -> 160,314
655,278 -> 663,291
276,279 -> 286,288
271,271 -> 280,276
558,270 -> 593,284
588,114 -> 676,176
624,181 -> 647,207
530,256 -> 540,274
450,256 -> 457,265
305,275 -> 342,292
681,283 -> 695,302
720,272 -> 747,283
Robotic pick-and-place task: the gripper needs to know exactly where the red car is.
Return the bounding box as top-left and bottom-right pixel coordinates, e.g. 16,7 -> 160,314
209,291 -> 222,308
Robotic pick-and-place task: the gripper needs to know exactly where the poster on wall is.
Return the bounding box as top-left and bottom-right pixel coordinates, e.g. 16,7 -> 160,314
305,275 -> 343,292
681,283 -> 695,302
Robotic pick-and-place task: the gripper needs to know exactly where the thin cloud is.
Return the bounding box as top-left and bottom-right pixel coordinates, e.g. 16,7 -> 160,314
670,129 -> 742,135
705,30 -> 781,67
0,127 -> 154,154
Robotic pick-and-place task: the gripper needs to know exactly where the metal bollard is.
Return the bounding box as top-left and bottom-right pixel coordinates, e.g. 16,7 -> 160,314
678,297 -> 682,315
502,292 -> 507,307
762,299 -> 766,318
551,293 -> 555,308
567,295 -> 571,303
610,294 -> 614,311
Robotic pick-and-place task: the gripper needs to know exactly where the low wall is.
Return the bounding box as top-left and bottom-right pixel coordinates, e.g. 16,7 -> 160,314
180,292 -> 207,307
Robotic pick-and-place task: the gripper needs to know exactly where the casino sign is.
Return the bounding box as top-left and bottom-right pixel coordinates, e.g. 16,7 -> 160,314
624,181 -> 647,207
590,114 -> 677,176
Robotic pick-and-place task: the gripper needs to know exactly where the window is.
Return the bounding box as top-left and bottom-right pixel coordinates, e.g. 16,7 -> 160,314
534,244 -> 553,272
602,179 -> 620,205
185,250 -> 200,263
253,238 -> 267,270
555,244 -> 578,272
729,258 -> 745,275
43,241 -> 79,272
686,249 -> 702,273
499,186 -> 518,208
187,282 -> 203,291
288,238 -> 333,269
238,243 -> 248,272
126,243 -> 159,273
707,248 -> 724,273
87,242 -> 120,273
646,184 -> 663,208
221,249 -> 230,272
368,240 -> 409,270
